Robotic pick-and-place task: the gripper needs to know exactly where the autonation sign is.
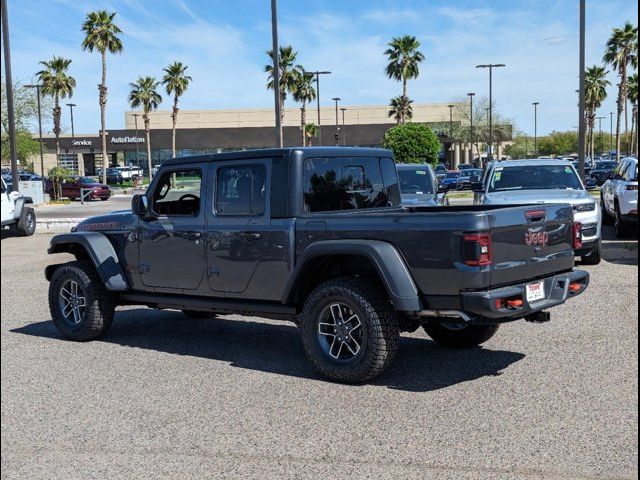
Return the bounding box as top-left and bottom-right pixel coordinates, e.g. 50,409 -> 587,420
110,136 -> 145,144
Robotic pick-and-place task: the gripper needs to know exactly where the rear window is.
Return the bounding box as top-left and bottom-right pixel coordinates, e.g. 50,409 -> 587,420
398,167 -> 435,194
489,165 -> 583,192
445,172 -> 459,179
303,157 -> 399,213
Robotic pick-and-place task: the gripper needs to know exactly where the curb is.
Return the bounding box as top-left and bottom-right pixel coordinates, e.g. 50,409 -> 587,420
36,218 -> 84,233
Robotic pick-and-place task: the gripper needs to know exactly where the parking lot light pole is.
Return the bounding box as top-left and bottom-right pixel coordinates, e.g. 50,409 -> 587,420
2,0 -> 19,192
577,0 -> 586,177
467,92 -> 475,160
270,0 -> 283,148
475,63 -> 506,160
596,116 -> 605,156
340,107 -> 346,146
133,113 -> 141,168
311,71 -> 331,146
532,102 -> 540,157
25,84 -> 45,184
332,97 -> 341,146
66,103 -> 77,173
609,112 -> 614,155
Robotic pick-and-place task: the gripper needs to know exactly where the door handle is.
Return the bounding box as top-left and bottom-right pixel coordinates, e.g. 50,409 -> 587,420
239,232 -> 262,240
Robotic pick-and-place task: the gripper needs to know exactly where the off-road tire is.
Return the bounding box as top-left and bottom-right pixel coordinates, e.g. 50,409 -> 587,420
48,261 -> 115,341
300,277 -> 399,383
423,322 -> 499,349
182,310 -> 217,320
581,241 -> 602,265
16,207 -> 36,236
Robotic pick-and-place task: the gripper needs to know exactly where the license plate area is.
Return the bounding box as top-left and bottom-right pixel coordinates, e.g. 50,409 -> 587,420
526,281 -> 545,303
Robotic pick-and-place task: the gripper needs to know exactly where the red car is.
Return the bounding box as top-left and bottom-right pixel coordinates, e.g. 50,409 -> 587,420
46,177 -> 112,201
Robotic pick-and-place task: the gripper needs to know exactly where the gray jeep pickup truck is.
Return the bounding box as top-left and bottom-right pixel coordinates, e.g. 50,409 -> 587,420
45,148 -> 589,382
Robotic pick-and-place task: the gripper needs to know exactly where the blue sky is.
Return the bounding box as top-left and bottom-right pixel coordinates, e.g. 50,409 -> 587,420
2,0 -> 637,136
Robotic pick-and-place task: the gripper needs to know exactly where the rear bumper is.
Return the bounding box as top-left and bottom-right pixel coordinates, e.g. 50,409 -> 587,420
460,270 -> 589,320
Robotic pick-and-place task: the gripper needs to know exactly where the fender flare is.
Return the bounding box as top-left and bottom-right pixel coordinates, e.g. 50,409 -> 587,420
282,239 -> 421,312
46,232 -> 129,291
12,196 -> 33,220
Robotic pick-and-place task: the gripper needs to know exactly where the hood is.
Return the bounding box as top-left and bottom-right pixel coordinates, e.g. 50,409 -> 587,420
401,193 -> 437,206
485,189 -> 593,206
73,210 -> 136,232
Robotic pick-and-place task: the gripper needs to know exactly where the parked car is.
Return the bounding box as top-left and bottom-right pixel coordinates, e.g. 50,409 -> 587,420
397,163 -> 449,206
1,177 -> 36,235
117,166 -> 143,180
456,168 -> 483,190
473,159 -> 602,264
434,163 -> 448,183
106,168 -> 124,185
590,160 -> 618,185
457,163 -> 475,171
441,170 -> 461,189
46,176 -> 112,201
45,147 -> 589,383
601,157 -> 638,237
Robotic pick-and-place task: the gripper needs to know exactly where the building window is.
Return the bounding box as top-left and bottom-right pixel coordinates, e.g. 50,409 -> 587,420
59,153 -> 78,173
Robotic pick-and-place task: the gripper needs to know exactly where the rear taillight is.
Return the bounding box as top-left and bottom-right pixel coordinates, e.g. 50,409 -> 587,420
626,184 -> 638,191
463,233 -> 492,266
572,222 -> 583,249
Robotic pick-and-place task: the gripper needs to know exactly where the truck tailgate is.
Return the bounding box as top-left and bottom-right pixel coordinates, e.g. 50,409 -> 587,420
489,204 -> 575,288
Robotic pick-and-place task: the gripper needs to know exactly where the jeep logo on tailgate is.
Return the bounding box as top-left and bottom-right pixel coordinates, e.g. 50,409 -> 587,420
525,229 -> 549,247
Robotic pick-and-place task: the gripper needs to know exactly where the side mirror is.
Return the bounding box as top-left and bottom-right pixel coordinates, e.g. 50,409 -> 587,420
584,178 -> 598,190
437,184 -> 450,194
132,194 -> 149,215
471,181 -> 485,192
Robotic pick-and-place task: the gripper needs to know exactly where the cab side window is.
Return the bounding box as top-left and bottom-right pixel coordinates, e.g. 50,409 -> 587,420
151,169 -> 202,216
215,165 -> 266,216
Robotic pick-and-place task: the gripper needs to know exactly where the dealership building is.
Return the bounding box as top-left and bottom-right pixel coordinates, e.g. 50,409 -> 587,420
35,102 -> 510,176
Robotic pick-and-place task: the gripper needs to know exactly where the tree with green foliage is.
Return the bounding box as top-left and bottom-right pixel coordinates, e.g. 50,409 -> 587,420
129,76 -> 162,179
504,133 -> 531,159
628,73 -> 638,155
388,96 -> 413,125
537,130 -> 579,156
384,35 -> 424,123
162,61 -> 192,158
293,70 -> 317,146
36,56 -> 76,164
82,9 -> 124,184
47,166 -> 73,200
1,130 -> 40,169
603,22 -> 638,160
265,45 -> 302,126
382,123 -> 441,164
584,65 -> 609,159
1,80 -> 52,133
304,123 -> 318,146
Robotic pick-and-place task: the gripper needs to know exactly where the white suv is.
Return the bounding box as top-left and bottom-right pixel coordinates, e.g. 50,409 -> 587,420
601,157 -> 638,238
1,177 -> 36,236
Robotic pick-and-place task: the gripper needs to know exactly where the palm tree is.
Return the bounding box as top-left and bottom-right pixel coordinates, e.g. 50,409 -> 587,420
384,35 -> 424,123
603,22 -> 638,160
584,65 -> 610,159
304,123 -> 319,146
36,56 -> 76,167
628,73 -> 638,155
128,77 -> 162,179
388,96 -> 413,125
292,70 -> 317,146
265,45 -> 303,125
161,61 -> 192,158
82,10 -> 123,184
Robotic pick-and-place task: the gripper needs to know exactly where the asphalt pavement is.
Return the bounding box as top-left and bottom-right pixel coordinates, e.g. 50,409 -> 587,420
1,228 -> 637,479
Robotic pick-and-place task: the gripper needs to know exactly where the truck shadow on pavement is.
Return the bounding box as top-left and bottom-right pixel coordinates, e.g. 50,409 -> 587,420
12,309 -> 525,393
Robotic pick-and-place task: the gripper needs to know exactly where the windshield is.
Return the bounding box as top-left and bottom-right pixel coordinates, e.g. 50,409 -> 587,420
435,165 -> 447,173
595,162 -> 617,170
78,177 -> 95,184
398,168 -> 435,194
445,172 -> 459,179
489,165 -> 583,192
460,169 -> 482,178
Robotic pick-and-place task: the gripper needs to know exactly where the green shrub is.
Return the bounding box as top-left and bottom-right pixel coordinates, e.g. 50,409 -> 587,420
382,123 -> 441,164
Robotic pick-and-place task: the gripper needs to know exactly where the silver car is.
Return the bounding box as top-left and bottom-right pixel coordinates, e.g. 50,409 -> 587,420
397,164 -> 449,207
473,159 -> 602,264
